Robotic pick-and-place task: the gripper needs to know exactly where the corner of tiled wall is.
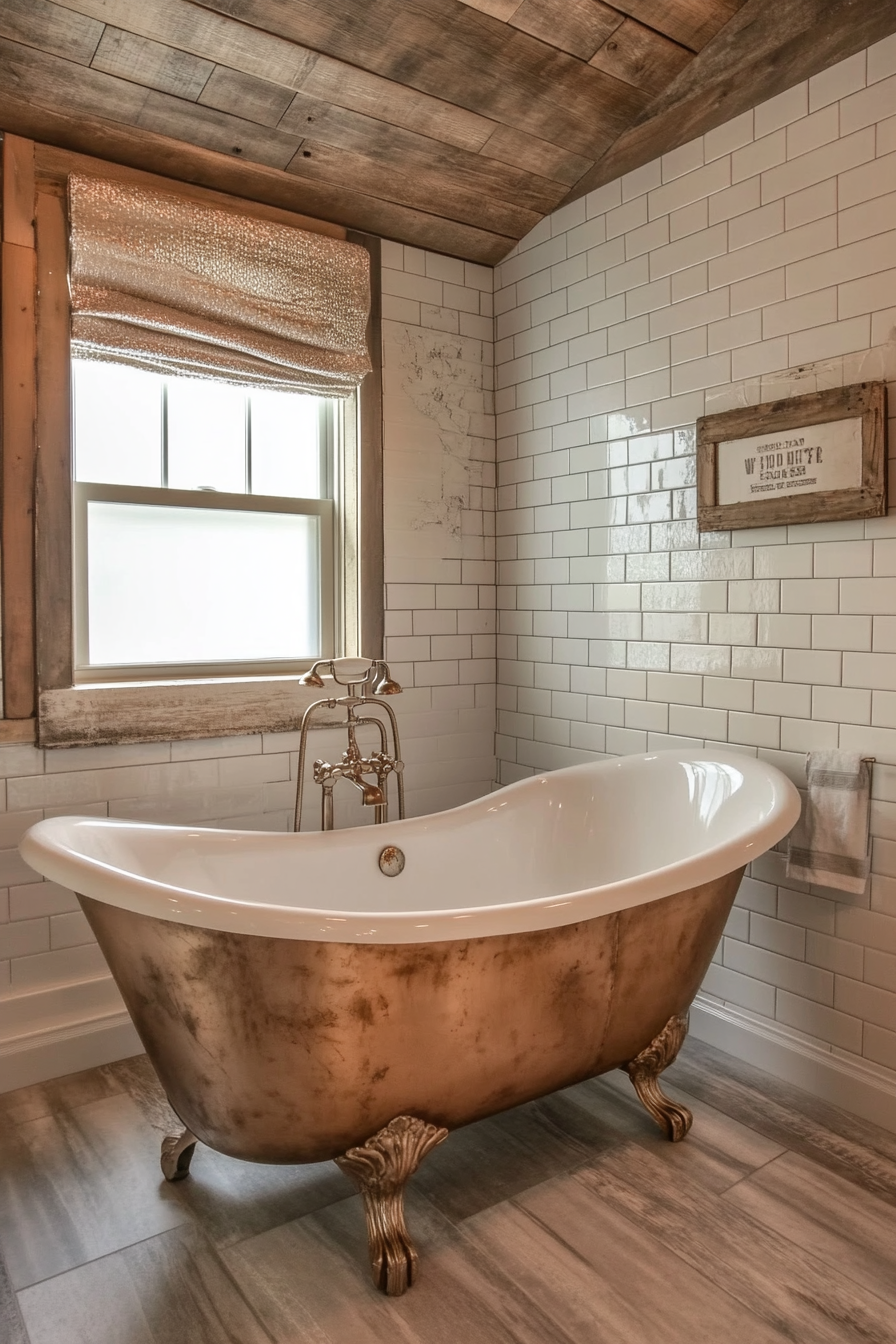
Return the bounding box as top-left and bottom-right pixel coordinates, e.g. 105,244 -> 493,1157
380,239 -> 497,816
493,32 -> 896,1098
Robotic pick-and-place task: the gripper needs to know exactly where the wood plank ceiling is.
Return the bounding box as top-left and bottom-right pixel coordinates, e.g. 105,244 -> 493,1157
0,0 -> 895,263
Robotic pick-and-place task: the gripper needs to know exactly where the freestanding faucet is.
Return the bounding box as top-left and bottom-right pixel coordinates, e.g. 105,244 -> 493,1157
293,658 -> 405,832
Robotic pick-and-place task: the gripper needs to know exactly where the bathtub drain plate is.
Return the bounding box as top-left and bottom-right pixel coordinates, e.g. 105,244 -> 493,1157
378,845 -> 405,877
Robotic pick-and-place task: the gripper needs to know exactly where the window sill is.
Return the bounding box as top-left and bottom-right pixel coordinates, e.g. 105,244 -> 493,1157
38,676 -> 344,748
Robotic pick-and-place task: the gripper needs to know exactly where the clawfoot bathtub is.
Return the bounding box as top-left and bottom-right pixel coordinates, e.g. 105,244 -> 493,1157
21,749 -> 799,1294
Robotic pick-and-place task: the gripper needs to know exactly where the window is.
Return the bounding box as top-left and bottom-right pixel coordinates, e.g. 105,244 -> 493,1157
72,360 -> 338,681
0,136 -> 383,746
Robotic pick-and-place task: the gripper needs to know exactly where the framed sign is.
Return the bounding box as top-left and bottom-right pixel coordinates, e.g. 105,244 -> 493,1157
697,382 -> 886,532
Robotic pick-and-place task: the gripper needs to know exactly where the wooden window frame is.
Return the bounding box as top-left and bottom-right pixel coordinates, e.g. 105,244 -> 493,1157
0,134 -> 384,748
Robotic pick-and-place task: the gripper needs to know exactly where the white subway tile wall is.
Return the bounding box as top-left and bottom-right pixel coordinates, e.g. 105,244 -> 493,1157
0,251 -> 496,1048
494,35 -> 896,1086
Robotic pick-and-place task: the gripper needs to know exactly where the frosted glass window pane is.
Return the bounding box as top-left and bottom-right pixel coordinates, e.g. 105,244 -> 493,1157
73,360 -> 162,486
166,378 -> 247,493
250,390 -> 322,498
86,502 -> 319,666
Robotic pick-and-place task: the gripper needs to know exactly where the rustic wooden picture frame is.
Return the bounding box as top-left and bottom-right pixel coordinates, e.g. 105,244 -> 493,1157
696,382 -> 887,532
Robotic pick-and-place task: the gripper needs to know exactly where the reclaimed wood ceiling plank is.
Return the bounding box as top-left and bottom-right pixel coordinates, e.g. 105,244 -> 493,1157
589,17 -> 693,93
198,65 -> 296,127
478,123 -> 592,188
293,54 -> 496,155
284,141 -> 545,238
457,0 -> 745,56
0,94 -> 514,263
60,0 -> 319,87
0,38 -> 304,169
507,0 -> 624,61
190,0 -> 652,155
607,0 -> 744,51
276,94 -> 566,215
458,0 -> 523,18
117,89 -> 303,168
0,0 -> 103,65
91,28 -> 215,101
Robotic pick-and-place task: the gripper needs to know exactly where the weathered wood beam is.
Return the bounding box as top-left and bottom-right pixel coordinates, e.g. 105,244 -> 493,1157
0,92 -> 513,263
350,233 -> 384,666
0,134 -> 37,718
34,188 -> 74,696
0,717 -> 35,743
1,127 -> 33,248
38,680 -> 349,748
563,0 -> 896,204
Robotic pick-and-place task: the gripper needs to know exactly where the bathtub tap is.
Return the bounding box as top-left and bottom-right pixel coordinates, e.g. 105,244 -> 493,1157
295,657 -> 405,831
20,750 -> 800,1297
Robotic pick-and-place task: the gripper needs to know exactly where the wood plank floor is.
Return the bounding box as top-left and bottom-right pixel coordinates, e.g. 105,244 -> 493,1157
1,1039 -> 894,1343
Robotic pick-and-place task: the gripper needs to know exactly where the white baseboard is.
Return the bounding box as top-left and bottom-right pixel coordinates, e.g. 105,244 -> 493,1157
690,993 -> 896,1136
0,977 -> 143,1093
0,1012 -> 143,1092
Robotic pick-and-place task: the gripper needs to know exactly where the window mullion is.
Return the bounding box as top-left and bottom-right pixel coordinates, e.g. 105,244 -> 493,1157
320,398 -> 332,499
161,380 -> 169,488
246,393 -> 252,495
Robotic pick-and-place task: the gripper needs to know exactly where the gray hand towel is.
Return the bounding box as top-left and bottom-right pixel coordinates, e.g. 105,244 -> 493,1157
786,751 -> 871,896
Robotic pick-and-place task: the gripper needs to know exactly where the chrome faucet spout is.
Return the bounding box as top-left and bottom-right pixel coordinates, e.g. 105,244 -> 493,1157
351,779 -> 385,807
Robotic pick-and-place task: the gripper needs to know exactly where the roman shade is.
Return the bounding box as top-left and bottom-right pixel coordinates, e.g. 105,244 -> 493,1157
67,174 -> 371,395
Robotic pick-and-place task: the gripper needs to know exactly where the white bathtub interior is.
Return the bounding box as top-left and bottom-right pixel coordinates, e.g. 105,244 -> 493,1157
21,751 -> 800,943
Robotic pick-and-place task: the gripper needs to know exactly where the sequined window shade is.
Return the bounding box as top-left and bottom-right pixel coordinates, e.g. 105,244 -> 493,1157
67,174 -> 371,396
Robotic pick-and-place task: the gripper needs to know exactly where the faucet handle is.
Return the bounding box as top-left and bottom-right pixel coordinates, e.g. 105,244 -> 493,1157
301,658 -> 377,690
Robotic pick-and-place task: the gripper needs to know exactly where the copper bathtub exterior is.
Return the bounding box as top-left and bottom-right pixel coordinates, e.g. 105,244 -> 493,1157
79,866 -> 742,1165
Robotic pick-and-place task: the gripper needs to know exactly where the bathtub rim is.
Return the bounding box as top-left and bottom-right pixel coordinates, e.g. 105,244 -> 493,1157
19,749 -> 800,944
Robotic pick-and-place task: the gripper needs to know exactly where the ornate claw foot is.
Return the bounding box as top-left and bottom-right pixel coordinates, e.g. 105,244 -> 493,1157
335,1115 -> 448,1296
160,1127 -> 198,1181
624,1012 -> 693,1142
